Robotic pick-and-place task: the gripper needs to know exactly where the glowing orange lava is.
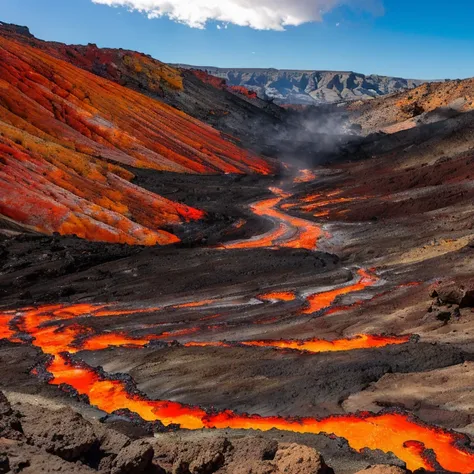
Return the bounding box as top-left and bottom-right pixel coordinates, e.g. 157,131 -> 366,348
293,169 -> 317,184
0,313 -> 18,341
181,334 -> 411,354
183,341 -> 232,348
302,269 -> 379,314
223,188 -> 322,250
241,334 -> 411,353
172,299 -> 218,309
2,303 -> 474,472
81,333 -> 156,351
258,291 -> 297,302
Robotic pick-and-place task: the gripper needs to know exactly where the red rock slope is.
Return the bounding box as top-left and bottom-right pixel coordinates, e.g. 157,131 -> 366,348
0,34 -> 274,245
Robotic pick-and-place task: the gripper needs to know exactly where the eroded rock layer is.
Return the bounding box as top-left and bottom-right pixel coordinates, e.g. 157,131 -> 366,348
0,33 -> 275,244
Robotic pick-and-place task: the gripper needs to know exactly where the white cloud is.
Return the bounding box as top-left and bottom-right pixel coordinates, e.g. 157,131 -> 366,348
92,0 -> 383,30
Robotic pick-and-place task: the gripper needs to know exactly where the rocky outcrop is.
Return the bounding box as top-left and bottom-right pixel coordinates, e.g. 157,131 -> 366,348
347,78 -> 474,134
0,23 -> 288,154
355,466 -> 407,474
21,406 -> 96,461
153,437 -> 333,474
0,28 -> 277,245
0,392 -> 155,474
0,392 -> 336,474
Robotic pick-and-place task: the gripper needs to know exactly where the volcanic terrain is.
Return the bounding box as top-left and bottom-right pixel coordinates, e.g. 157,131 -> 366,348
1,22 -> 474,474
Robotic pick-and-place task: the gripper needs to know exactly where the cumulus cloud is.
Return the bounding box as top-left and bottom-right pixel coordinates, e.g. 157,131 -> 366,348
92,0 -> 383,30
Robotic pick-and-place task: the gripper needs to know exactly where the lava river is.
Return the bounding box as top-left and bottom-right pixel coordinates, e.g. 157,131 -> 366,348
222,187 -> 322,250
1,303 -> 474,472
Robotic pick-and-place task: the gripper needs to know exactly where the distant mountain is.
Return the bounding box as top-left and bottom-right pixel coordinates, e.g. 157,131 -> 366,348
177,66 -> 425,105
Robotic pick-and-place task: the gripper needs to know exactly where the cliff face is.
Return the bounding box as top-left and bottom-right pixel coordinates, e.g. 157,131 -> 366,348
178,66 -> 424,105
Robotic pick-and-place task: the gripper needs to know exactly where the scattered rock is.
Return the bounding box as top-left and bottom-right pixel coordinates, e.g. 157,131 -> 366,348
435,310 -> 452,323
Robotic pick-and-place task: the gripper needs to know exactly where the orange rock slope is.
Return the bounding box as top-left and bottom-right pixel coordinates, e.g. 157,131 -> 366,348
0,35 -> 274,244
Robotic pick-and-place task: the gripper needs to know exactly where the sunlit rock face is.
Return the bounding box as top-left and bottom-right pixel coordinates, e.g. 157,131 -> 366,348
0,34 -> 274,244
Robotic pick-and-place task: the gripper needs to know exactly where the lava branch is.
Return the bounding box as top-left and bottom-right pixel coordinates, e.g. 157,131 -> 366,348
183,334 -> 412,354
221,187 -> 322,250
301,268 -> 380,314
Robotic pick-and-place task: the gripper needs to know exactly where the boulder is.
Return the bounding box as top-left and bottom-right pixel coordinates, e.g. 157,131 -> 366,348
354,466 -> 407,474
172,438 -> 230,474
231,437 -> 278,462
0,392 -> 23,440
436,283 -> 474,307
111,439 -> 154,474
20,406 -> 97,461
274,443 -> 333,474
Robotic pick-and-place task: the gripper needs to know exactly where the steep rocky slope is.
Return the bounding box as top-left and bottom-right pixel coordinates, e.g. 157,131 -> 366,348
347,77 -> 474,134
178,65 -> 424,105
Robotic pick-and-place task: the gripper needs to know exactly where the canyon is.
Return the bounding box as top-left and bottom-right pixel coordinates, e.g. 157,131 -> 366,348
1,22 -> 474,474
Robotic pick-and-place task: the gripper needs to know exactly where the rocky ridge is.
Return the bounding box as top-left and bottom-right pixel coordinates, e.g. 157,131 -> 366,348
177,66 -> 424,105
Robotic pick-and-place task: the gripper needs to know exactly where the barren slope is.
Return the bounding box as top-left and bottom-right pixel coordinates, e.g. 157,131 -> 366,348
347,78 -> 474,134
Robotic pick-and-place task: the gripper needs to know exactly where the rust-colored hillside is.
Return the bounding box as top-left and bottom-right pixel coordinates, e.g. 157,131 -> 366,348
0,23 -> 286,149
0,33 -> 274,245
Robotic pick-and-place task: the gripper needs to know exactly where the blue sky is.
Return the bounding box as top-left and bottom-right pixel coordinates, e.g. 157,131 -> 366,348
1,0 -> 474,79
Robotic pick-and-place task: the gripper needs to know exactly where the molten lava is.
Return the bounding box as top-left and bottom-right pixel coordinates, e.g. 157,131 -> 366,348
293,169 -> 317,184
302,268 -> 379,314
223,188 -> 322,250
258,291 -> 297,302
228,86 -> 258,99
1,302 -> 474,472
181,334 -> 410,354
241,334 -> 411,353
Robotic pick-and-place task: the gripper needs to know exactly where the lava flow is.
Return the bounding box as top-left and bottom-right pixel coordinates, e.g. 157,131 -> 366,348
258,291 -> 297,302
182,334 -> 411,354
2,303 -> 474,471
222,187 -> 322,250
293,169 -> 317,184
302,268 -> 379,314
241,334 -> 411,353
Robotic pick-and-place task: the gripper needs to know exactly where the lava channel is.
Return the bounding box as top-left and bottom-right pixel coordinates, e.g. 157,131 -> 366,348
301,268 -> 379,314
185,334 -> 411,354
222,187 -> 322,250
